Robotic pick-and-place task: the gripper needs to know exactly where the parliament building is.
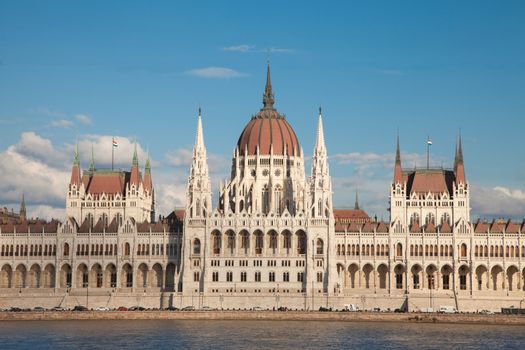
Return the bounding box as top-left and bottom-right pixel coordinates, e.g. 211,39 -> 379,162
1,66 -> 524,312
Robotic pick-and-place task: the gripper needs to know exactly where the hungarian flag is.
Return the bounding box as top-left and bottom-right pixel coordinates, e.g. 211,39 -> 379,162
112,138 -> 118,148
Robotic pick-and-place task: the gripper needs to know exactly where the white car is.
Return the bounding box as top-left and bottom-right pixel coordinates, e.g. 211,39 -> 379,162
95,306 -> 110,311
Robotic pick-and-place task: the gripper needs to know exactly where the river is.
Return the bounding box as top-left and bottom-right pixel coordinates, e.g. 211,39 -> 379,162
0,319 -> 523,349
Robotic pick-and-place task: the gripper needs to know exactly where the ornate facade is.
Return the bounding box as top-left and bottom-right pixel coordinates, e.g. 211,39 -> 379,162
0,66 -> 524,312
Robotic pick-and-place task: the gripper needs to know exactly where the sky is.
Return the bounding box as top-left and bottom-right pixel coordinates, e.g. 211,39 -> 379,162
1,0 -> 524,221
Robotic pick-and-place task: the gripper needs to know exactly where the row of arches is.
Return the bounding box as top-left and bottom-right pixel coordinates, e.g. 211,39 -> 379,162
474,245 -> 525,258
0,263 -> 178,290
337,244 -> 390,257
0,244 -> 56,257
410,244 -> 454,257
335,263 -> 525,292
197,229 -> 311,256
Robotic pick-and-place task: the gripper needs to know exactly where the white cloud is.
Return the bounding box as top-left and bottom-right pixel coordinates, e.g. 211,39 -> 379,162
75,114 -> 92,125
165,148 -> 193,167
186,67 -> 249,78
222,44 -> 256,52
222,44 -> 294,54
50,119 -> 74,128
471,184 -> 525,219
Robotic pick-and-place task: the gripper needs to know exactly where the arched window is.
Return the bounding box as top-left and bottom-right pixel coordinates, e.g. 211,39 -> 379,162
63,243 -> 70,257
274,186 -> 282,213
255,232 -> 264,255
410,213 -> 419,226
269,232 -> 277,253
196,199 -> 201,217
425,213 -> 435,226
262,185 -> 269,214
441,212 -> 450,225
124,242 -> 130,256
396,243 -> 403,257
316,239 -> 324,255
461,243 -> 467,258
297,232 -> 306,255
212,233 -> 221,255
193,238 -> 201,255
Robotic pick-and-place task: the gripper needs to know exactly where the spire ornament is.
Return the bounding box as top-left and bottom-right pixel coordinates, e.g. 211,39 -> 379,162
262,63 -> 275,110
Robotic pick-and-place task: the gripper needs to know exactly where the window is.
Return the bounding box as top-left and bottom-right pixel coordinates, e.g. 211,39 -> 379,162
63,243 -> 70,257
126,272 -> 133,287
297,272 -> 304,282
317,272 -> 323,283
262,185 -> 269,214
255,232 -> 263,254
283,272 -> 289,282
396,243 -> 403,257
212,233 -> 221,255
241,271 -> 247,282
459,275 -> 467,290
124,242 -> 130,256
212,271 -> 219,282
255,271 -> 261,282
193,271 -> 200,282
316,239 -> 323,255
269,271 -> 275,282
396,273 -> 403,289
193,239 -> 201,255
226,272 -> 233,282
442,275 -> 449,290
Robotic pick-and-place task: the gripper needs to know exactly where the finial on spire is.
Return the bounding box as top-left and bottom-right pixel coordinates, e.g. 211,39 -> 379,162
319,106 -> 322,115
394,133 -> 403,184
354,189 -> 360,210
198,106 -> 202,117
457,132 -> 464,164
262,63 -> 275,109
395,132 -> 401,164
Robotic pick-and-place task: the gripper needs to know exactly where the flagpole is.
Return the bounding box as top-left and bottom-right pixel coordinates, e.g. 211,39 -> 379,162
112,137 -> 114,171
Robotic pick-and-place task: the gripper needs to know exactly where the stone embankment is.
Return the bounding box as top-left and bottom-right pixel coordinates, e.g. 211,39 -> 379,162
0,311 -> 525,325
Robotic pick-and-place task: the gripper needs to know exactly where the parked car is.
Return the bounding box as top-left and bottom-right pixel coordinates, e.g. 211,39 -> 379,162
439,306 -> 457,314
181,306 -> 195,311
95,306 -> 110,311
73,305 -> 87,311
166,306 -> 179,311
33,306 -> 46,312
117,306 -> 128,311
252,306 -> 264,311
52,306 -> 65,311
9,307 -> 22,312
319,306 -> 331,312
129,306 -> 145,311
343,304 -> 360,312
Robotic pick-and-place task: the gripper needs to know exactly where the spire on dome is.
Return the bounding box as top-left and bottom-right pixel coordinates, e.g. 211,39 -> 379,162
394,134 -> 403,184
88,145 -> 95,172
262,63 -> 275,110
354,190 -> 360,210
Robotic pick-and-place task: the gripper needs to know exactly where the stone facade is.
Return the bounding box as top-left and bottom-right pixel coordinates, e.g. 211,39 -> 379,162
1,66 -> 524,312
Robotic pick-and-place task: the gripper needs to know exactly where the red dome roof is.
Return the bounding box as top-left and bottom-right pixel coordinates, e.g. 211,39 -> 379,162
236,64 -> 300,156
237,111 -> 300,156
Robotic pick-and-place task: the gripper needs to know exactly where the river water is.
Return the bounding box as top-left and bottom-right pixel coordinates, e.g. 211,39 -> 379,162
0,319 -> 523,349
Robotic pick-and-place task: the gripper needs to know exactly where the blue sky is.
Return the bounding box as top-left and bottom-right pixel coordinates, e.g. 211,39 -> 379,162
1,1 -> 524,220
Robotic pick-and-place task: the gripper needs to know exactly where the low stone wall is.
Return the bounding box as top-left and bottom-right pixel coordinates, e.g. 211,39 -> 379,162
1,311 -> 525,325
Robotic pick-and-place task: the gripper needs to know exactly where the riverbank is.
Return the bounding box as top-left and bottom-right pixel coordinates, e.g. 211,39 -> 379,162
1,310 -> 524,325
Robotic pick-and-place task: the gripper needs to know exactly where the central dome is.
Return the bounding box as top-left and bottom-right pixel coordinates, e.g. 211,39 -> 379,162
236,65 -> 300,156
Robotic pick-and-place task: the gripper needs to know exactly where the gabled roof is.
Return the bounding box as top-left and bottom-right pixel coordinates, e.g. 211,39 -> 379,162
440,221 -> 452,233
406,169 -> 455,195
83,171 -> 129,196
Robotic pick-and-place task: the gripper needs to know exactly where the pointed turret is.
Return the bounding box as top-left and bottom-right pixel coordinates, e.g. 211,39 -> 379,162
455,133 -> 466,183
186,108 -> 212,218
143,152 -> 153,192
394,134 -> 403,184
314,107 -> 326,153
70,141 -> 81,186
310,107 -> 332,218
88,145 -> 96,172
19,194 -> 27,223
262,63 -> 275,109
130,142 -> 140,186
354,190 -> 360,211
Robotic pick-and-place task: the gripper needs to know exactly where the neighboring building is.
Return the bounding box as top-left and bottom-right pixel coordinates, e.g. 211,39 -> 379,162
0,196 -> 26,225
0,65 -> 524,312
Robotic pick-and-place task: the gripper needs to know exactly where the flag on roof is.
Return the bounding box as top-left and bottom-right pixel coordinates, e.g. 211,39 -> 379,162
112,138 -> 118,148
